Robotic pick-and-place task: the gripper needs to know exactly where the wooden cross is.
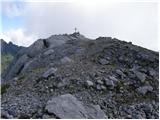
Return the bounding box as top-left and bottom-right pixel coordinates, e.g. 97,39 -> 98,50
74,27 -> 77,33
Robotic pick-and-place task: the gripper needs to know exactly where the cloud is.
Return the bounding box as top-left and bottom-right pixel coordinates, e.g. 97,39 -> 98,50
1,1 -> 158,51
1,28 -> 37,46
22,2 -> 158,51
1,1 -> 24,18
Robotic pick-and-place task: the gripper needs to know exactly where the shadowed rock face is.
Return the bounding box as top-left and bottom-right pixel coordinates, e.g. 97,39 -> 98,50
1,39 -> 25,78
1,39 -> 24,56
1,33 -> 159,119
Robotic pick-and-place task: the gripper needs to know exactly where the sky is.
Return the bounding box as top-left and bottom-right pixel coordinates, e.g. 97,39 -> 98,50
0,0 -> 159,51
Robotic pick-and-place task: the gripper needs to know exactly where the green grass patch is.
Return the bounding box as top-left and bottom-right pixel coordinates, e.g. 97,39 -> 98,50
1,83 -> 10,95
16,75 -> 27,85
1,54 -> 14,73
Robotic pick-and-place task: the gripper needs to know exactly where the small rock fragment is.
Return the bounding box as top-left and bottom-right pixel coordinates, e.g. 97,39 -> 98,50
44,49 -> 54,56
109,76 -> 118,82
97,80 -> 104,85
13,77 -> 18,81
137,86 -> 153,95
61,57 -> 72,64
1,110 -> 13,119
99,58 -> 109,65
148,68 -> 157,77
42,67 -> 57,78
101,85 -> 106,90
105,79 -> 115,88
96,84 -> 102,90
116,69 -> 126,78
135,71 -> 146,82
42,114 -> 51,119
86,80 -> 94,87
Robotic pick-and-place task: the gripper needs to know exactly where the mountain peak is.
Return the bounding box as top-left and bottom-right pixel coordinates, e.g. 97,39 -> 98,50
1,34 -> 159,119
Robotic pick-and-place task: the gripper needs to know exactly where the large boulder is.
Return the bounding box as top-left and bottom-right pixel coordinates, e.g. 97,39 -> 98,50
86,105 -> 108,119
45,94 -> 88,119
45,94 -> 107,119
27,39 -> 46,57
46,35 -> 71,48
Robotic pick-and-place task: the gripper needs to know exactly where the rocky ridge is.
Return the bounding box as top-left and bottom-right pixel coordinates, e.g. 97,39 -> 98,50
1,33 -> 159,119
1,39 -> 24,56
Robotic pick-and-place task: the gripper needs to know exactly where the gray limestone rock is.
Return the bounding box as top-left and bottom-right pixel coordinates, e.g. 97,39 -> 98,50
45,94 -> 107,119
44,49 -> 54,56
148,68 -> 157,77
86,105 -> 108,119
60,57 -> 72,64
105,78 -> 115,88
97,80 -> 104,85
27,39 -> 46,57
134,71 -> 146,82
86,80 -> 94,87
99,58 -> 109,65
42,68 -> 57,78
109,76 -> 118,82
45,94 -> 88,119
137,86 -> 153,95
116,69 -> 126,78
1,109 -> 13,119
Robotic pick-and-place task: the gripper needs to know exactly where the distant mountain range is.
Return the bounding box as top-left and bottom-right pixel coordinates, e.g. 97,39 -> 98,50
1,39 -> 25,73
1,39 -> 24,56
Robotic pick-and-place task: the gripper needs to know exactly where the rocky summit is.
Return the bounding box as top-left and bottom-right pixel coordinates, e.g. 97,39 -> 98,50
1,33 -> 159,119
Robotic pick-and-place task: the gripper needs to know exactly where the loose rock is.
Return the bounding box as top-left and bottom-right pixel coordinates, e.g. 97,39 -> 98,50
45,94 -> 88,119
42,67 -> 57,78
61,57 -> 72,64
44,49 -> 54,56
137,86 -> 153,95
104,78 -> 115,88
86,80 -> 94,87
99,58 -> 109,65
134,71 -> 146,82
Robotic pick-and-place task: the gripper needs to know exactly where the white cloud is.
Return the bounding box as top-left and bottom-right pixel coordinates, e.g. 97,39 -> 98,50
22,2 -> 158,51
1,1 -> 158,51
1,1 -> 24,18
1,28 -> 37,46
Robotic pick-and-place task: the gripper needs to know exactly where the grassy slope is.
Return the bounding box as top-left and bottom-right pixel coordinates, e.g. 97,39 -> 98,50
1,54 -> 14,73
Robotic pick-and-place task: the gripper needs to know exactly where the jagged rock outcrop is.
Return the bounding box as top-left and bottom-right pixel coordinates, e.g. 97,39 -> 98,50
1,39 -> 25,76
2,33 -> 89,81
1,33 -> 159,119
1,39 -> 24,56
